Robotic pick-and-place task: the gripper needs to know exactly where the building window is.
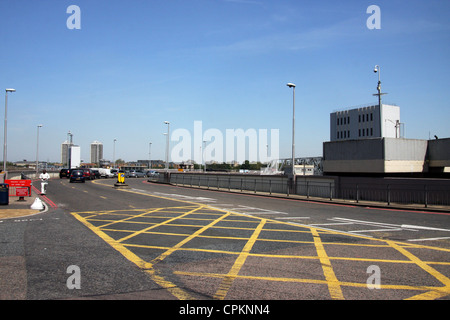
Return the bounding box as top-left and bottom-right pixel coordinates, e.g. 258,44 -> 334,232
370,128 -> 373,136
359,129 -> 361,137
370,113 -> 373,121
359,115 -> 361,122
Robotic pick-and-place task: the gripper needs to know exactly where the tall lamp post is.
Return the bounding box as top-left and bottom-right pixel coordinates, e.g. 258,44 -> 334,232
149,142 -> 152,169
36,124 -> 43,177
164,121 -> 170,171
113,139 -> 117,169
286,83 -> 296,178
373,65 -> 387,137
3,88 -> 16,176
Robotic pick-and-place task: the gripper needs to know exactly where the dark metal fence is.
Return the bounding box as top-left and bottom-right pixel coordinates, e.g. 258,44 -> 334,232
167,173 -> 450,208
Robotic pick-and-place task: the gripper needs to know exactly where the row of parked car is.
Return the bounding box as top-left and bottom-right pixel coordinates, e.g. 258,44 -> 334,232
59,168 -> 159,183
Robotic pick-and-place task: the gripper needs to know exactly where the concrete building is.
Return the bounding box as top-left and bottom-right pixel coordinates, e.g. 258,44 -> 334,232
330,104 -> 401,141
323,137 -> 450,175
69,145 -> 81,169
61,140 -> 72,166
90,140 -> 103,164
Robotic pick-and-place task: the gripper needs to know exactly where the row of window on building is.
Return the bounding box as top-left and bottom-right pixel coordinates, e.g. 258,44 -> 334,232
336,127 -> 374,140
337,112 -> 374,126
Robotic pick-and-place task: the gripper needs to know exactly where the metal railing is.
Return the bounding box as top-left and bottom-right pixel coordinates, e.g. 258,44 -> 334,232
166,173 -> 450,209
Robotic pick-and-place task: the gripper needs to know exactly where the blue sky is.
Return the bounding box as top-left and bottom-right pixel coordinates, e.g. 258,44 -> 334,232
1,0 -> 449,164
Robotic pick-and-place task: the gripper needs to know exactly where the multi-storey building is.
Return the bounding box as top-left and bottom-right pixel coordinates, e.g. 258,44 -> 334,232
330,104 -> 401,141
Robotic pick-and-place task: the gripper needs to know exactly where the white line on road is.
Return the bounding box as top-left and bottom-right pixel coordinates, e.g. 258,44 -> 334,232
349,228 -> 405,233
401,225 -> 450,232
408,237 -> 450,242
276,217 -> 311,220
309,222 -> 354,226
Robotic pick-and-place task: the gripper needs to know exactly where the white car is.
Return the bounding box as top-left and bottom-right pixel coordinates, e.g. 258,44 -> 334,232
99,168 -> 114,178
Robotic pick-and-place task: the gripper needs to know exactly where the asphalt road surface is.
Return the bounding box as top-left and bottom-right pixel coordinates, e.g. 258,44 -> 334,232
1,177 -> 450,305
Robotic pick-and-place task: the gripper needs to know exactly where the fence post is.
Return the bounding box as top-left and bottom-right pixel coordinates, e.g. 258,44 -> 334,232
356,184 -> 359,203
329,182 -> 333,200
306,181 -> 309,199
254,179 -> 257,193
269,180 -> 272,195
228,177 -> 231,191
424,185 -> 428,208
387,184 -> 390,206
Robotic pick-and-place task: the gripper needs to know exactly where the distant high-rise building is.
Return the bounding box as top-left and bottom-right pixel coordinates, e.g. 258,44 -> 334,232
91,140 -> 103,164
61,140 -> 71,166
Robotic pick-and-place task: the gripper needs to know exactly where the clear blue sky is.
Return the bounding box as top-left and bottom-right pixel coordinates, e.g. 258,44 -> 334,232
1,0 -> 449,164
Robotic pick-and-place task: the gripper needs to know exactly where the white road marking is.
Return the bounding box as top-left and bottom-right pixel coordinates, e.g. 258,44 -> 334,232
408,237 -> 450,242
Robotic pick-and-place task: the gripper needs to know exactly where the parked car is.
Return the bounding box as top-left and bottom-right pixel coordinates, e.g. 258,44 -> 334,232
91,169 -> 101,179
126,170 -> 145,178
82,168 -> 95,180
70,169 -> 85,183
146,170 -> 159,177
99,168 -> 114,178
59,168 -> 70,178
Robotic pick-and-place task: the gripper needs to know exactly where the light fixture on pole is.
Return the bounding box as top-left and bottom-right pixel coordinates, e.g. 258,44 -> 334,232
36,124 -> 43,177
286,83 -> 296,178
3,88 -> 16,176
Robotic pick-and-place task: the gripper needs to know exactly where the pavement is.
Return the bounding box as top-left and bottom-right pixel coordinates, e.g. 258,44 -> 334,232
0,192 -> 46,220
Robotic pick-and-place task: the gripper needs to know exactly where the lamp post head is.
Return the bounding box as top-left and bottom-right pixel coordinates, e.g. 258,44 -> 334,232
286,83 -> 296,88
164,121 -> 170,125
5,88 -> 16,93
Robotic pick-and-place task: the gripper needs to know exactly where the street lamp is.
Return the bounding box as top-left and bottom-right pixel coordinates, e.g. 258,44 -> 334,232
373,65 -> 387,136
286,83 -> 296,178
36,124 -> 43,177
149,142 -> 152,169
164,121 -> 170,170
3,88 -> 16,176
113,139 -> 117,169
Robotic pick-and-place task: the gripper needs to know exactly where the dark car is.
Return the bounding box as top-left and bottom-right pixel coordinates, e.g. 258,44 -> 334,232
82,168 -> 95,180
59,168 -> 70,178
91,169 -> 100,179
70,169 -> 85,183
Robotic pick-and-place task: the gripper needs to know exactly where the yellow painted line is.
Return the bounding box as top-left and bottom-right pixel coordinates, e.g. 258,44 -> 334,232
214,219 -> 266,300
97,207 -> 164,229
100,196 -> 108,200
175,270 -> 445,293
311,228 -> 345,300
117,205 -> 206,243
150,212 -> 233,266
70,211 -> 195,300
387,241 -> 450,300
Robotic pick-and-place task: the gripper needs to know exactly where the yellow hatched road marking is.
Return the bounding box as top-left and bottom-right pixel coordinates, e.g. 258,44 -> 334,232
214,219 -> 267,300
72,181 -> 450,300
71,211 -> 195,300
387,241 -> 450,300
311,228 -> 345,300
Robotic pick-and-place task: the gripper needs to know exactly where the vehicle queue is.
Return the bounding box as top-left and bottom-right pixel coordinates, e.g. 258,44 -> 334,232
59,168 -> 156,183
